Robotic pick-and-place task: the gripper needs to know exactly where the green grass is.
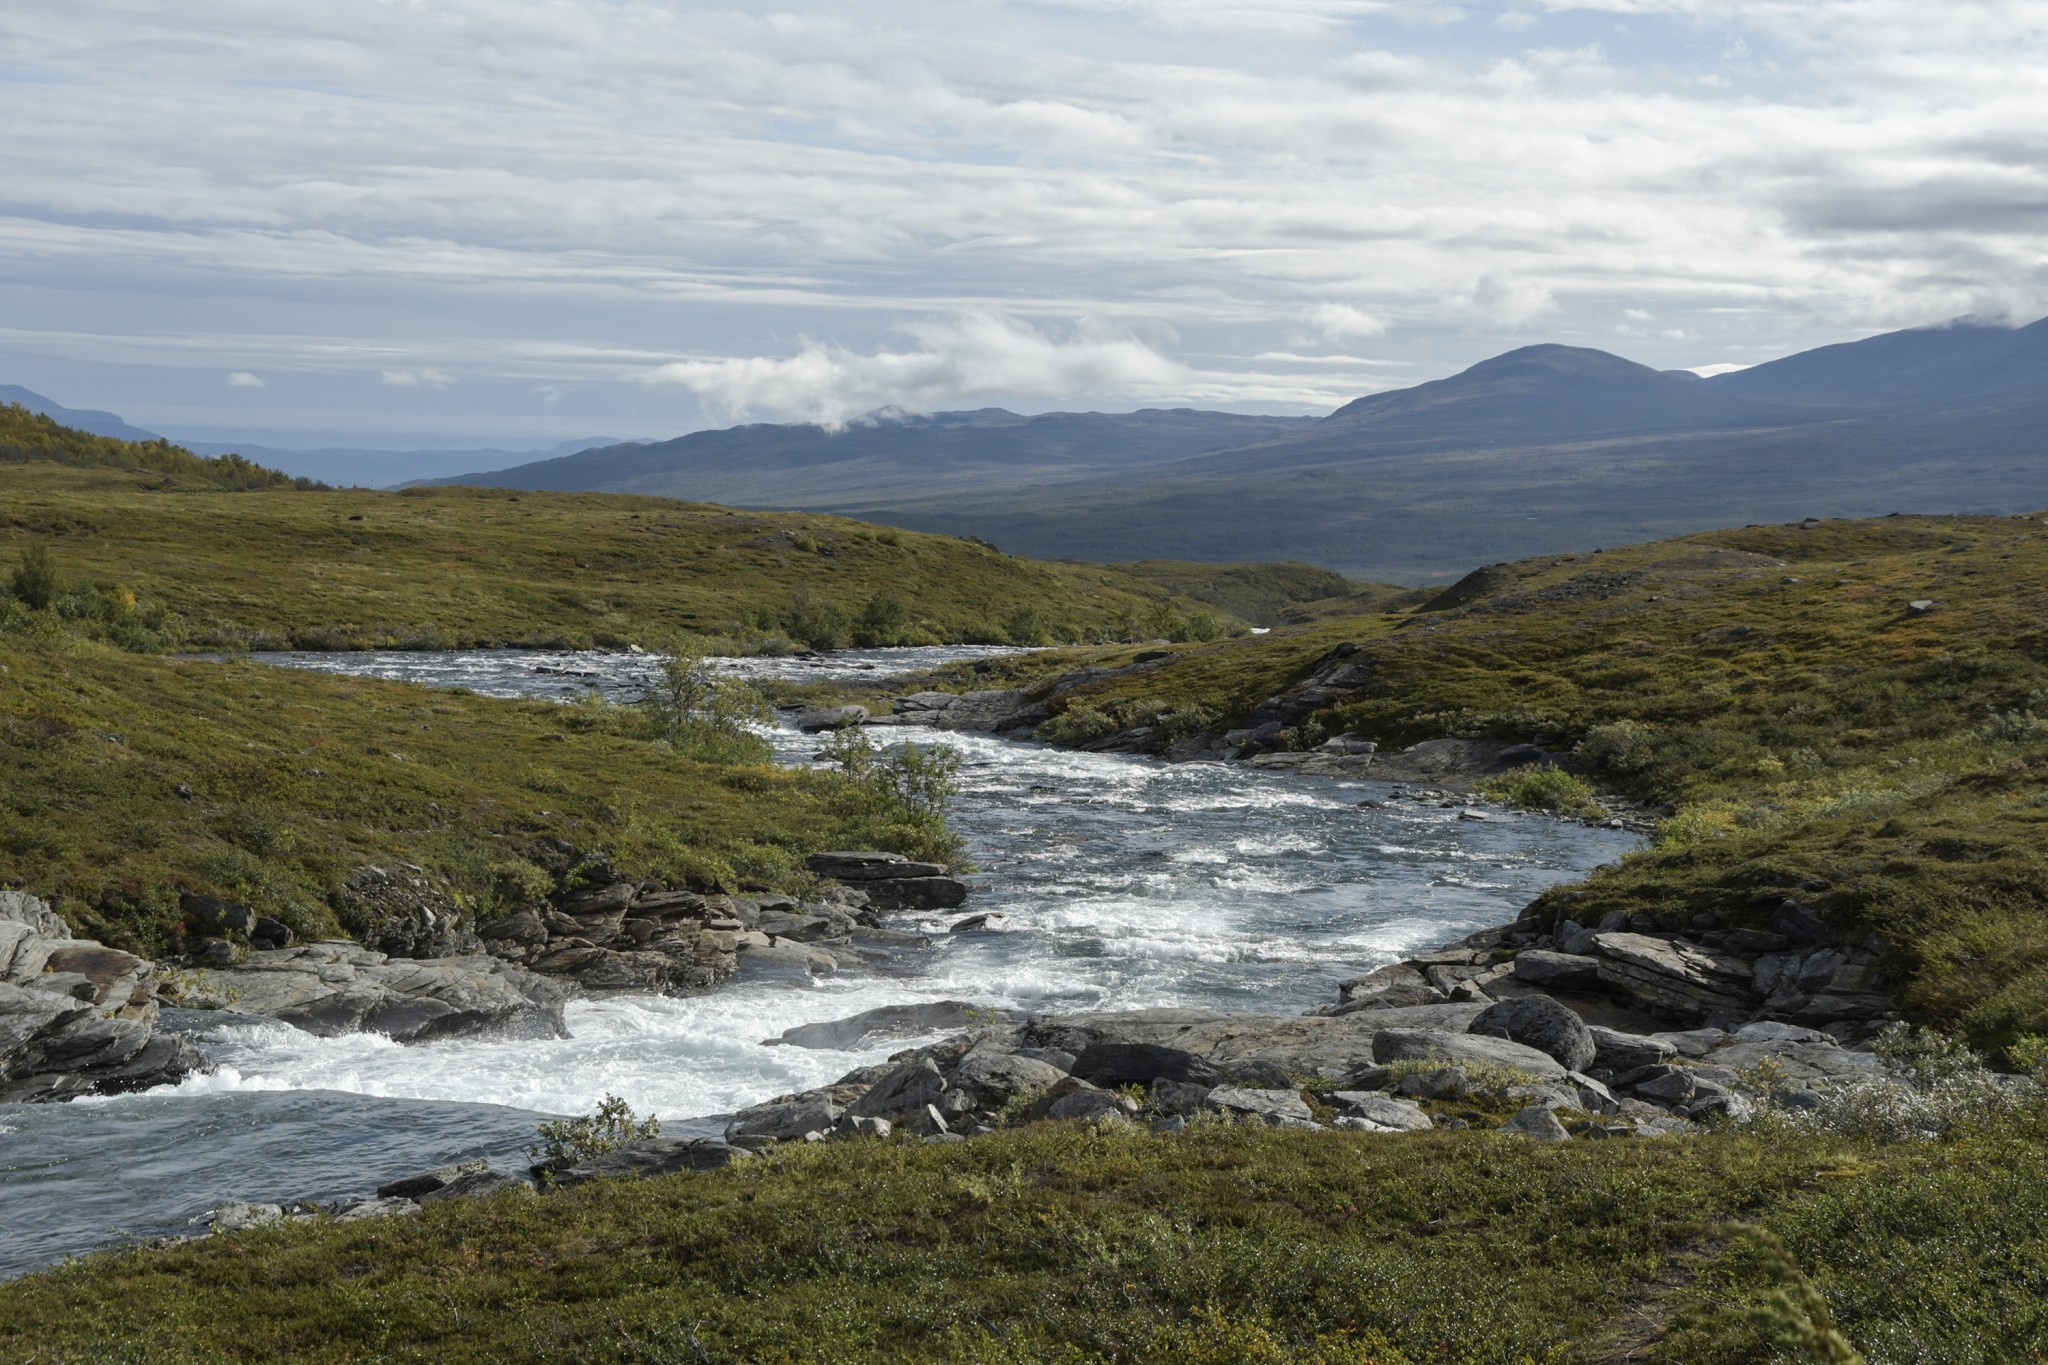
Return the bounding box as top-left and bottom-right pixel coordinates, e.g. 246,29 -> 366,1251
985,513 -> 2048,1047
4,1116 -> 2044,1362
0,459 -> 1252,652
0,637 -> 948,955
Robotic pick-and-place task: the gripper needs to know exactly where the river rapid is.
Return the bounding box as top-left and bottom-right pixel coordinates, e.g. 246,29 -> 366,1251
0,647 -> 1636,1277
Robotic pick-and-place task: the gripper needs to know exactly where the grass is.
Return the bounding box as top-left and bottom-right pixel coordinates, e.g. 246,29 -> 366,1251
0,636 -> 952,955
0,459 -> 1256,652
978,513 -> 2048,1048
3,1115 -> 2045,1362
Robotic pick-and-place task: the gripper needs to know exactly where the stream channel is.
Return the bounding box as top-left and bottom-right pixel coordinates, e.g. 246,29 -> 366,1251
1,646 -> 1637,1277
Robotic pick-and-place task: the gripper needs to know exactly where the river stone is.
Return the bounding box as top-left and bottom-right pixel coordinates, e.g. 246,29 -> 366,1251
1370,1028 -> 1568,1081
1502,1104 -> 1572,1142
727,1094 -> 844,1143
766,1000 -> 1001,1050
1012,1003 -> 1489,1081
1469,996 -> 1597,1072
1587,1025 -> 1676,1075
949,1050 -> 1066,1107
1204,1086 -> 1313,1125
848,1057 -> 949,1119
1045,1088 -> 1135,1122
859,876 -> 970,911
192,1201 -> 287,1233
204,943 -> 567,1042
1327,1092 -> 1432,1131
377,1157 -> 490,1200
1511,950 -> 1604,993
418,1167 -> 534,1204
333,1197 -> 421,1222
796,705 -> 869,732
1592,933 -> 1757,1019
544,1137 -> 753,1187
804,851 -> 915,879
1069,1042 -> 1225,1089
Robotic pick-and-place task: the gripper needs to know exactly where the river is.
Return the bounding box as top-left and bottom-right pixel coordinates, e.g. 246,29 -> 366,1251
0,646 -> 1636,1277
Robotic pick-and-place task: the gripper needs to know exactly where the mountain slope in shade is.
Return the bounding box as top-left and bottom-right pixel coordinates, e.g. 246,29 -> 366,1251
1709,316 -> 2048,408
0,385 -> 163,443
181,438 -> 632,487
421,408 -> 1316,504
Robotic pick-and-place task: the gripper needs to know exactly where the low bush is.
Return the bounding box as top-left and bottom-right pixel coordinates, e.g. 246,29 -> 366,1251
1475,764 -> 1608,820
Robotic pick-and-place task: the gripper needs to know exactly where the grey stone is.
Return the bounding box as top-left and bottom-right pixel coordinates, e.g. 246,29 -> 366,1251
1045,1089 -> 1135,1122
1370,1028 -> 1568,1081
1326,1092 -> 1432,1131
860,876 -> 971,911
1502,1104 -> 1571,1141
418,1168 -> 534,1204
849,1057 -> 949,1119
1565,1071 -> 1620,1114
1469,996 -> 1597,1072
1648,1028 -> 1730,1058
796,705 -> 869,732
1587,1026 -> 1677,1074
1511,950 -> 1604,993
949,1050 -> 1066,1107
1070,1042 -> 1226,1089
726,1094 -> 844,1143
829,1114 -> 893,1140
1205,1086 -> 1313,1125
1592,933 -> 1757,1019
1392,1066 -> 1469,1100
377,1157 -> 490,1199
544,1137 -> 752,1186
203,943 -> 567,1042
1147,1079 -> 1214,1117
1625,1067 -> 1698,1107
333,1197 -> 420,1222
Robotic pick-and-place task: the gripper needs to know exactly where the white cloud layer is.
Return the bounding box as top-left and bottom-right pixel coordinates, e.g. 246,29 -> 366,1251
225,371 -> 264,388
0,0 -> 2042,439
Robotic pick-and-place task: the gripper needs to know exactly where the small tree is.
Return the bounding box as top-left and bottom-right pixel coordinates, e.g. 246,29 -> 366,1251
854,589 -> 910,647
820,727 -> 965,865
11,544 -> 57,611
640,636 -> 773,763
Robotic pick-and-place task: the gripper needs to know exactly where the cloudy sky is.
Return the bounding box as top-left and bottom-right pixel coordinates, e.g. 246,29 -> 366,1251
2,0 -> 2044,451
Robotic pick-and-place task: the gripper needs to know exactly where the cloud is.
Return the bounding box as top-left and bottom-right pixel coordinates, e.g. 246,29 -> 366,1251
380,368 -> 455,389
1306,302 -> 1389,340
225,370 -> 264,388
1689,362 -> 1752,377
646,315 -> 1188,426
1452,274 -> 1560,327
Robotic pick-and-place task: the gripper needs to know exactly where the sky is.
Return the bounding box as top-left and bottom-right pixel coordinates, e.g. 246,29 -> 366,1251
1,0 -> 2044,452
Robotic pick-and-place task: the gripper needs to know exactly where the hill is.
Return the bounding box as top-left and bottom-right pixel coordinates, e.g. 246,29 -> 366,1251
0,385 -> 164,443
0,403 -> 306,491
421,407 -> 1315,505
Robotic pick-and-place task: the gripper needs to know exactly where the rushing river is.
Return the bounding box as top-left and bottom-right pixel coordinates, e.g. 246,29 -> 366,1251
0,646 -> 1636,1277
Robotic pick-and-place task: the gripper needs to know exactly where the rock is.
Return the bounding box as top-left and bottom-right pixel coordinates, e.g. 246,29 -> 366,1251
377,1158 -> 491,1200
1370,1028 -> 1568,1081
1335,964 -> 1446,1009
1511,950 -> 1604,993
1147,1078 -> 1214,1117
1469,996 -> 1597,1072
0,890 -> 70,940
1326,1092 -> 1432,1131
829,1114 -> 893,1140
179,893 -> 256,940
543,1137 -> 753,1187
1592,933 -> 1757,1019
796,705 -> 869,732
1647,1027 -> 1729,1058
1623,1066 -> 1698,1108
203,942 -> 567,1042
1587,1025 -> 1677,1075
805,851 -> 918,879
766,1001 -> 1002,1050
335,864 -> 480,959
1204,1086 -> 1313,1126
860,877 -> 970,911
192,1201 -> 286,1233
1045,1088 -> 1135,1122
250,916 -> 294,950
949,914 -> 1005,933
727,1093 -> 844,1144
418,1167 -> 534,1204
1010,1003 -> 1489,1083
848,1057 -> 950,1120
1393,1067 -> 1470,1101
1565,1071 -> 1620,1114
949,1050 -> 1066,1107
1502,1105 -> 1571,1141
333,1197 -> 420,1222
1069,1042 -> 1226,1089
730,938 -> 837,984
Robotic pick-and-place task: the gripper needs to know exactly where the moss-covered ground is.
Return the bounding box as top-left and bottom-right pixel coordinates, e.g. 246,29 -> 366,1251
3,1116 -> 2044,1363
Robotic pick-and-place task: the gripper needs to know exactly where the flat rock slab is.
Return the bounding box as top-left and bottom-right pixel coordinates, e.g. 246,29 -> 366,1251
1014,1003 -> 1490,1080
544,1138 -> 753,1187
766,1000 -> 1003,1050
1370,1028 -> 1568,1081
205,943 -> 567,1043
1593,933 -> 1757,1019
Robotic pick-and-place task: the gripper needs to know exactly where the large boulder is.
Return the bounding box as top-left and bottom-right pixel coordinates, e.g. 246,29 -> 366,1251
766,1001 -> 1002,1050
334,864 -> 481,959
1470,996 -> 1597,1072
203,942 -> 567,1042
1511,950 -> 1604,993
1068,1042 -> 1225,1089
726,1093 -> 842,1143
1591,933 -> 1757,1020
1205,1086 -> 1315,1126
1370,1028 -> 1568,1081
948,1050 -> 1066,1107
542,1137 -> 752,1187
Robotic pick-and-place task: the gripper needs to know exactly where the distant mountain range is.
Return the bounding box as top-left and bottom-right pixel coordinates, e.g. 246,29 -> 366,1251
426,316 -> 2048,579
0,385 -> 627,486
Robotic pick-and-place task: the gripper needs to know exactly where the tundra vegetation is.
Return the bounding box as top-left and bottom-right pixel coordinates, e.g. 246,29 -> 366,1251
4,417 -> 2048,1358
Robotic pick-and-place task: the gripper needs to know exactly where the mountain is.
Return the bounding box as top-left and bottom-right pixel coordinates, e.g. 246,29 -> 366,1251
0,385 -> 163,443
820,317 -> 2048,578
420,408 -> 1316,504
181,437 -> 634,487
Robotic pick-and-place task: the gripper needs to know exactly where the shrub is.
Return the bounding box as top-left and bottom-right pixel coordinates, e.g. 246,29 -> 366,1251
854,589 -> 912,647
819,728 -> 965,866
10,544 -> 58,611
639,637 -> 774,764
1038,705 -> 1122,747
1475,764 -> 1608,820
531,1094 -> 660,1168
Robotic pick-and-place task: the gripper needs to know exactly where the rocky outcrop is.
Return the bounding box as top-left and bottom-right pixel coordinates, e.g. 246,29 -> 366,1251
1592,932 -> 1757,1018
878,690 -> 1041,733
195,942 -> 568,1042
803,851 -> 970,911
1,892 -> 206,1103
334,865 -> 480,959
